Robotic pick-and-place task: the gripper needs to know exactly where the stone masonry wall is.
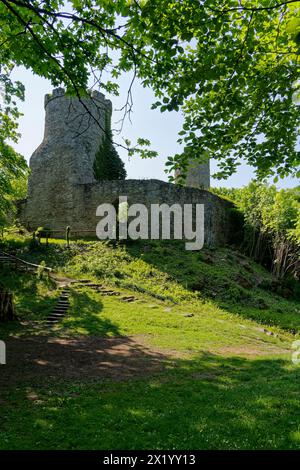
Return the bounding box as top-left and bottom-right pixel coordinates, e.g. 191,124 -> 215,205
71,180 -> 232,245
21,178 -> 234,245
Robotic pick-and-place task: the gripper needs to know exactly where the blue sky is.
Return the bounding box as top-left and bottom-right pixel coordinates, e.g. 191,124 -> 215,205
12,66 -> 298,189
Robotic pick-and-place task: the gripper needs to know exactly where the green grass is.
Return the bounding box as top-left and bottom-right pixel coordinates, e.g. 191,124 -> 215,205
1,355 -> 300,450
60,239 -> 300,333
59,288 -> 291,354
7,237 -> 299,332
0,235 -> 300,449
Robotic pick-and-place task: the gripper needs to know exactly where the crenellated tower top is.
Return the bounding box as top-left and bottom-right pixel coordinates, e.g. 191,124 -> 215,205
42,87 -> 112,147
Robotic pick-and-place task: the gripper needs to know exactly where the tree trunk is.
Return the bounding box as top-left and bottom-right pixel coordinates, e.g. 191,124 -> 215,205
0,290 -> 15,322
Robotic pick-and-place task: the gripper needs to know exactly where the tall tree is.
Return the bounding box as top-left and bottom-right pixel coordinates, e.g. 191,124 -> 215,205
93,112 -> 127,181
0,0 -> 299,181
213,182 -> 300,279
0,73 -> 27,225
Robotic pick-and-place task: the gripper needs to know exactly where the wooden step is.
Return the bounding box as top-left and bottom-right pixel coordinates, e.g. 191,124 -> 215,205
121,296 -> 136,302
48,311 -> 66,317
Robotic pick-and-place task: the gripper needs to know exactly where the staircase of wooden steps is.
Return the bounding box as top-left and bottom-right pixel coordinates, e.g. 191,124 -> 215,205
73,281 -> 138,302
0,252 -> 138,327
46,288 -> 70,326
45,283 -> 138,328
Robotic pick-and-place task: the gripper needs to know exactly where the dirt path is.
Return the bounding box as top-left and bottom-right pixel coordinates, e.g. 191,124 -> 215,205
0,335 -> 169,389
0,331 -> 290,391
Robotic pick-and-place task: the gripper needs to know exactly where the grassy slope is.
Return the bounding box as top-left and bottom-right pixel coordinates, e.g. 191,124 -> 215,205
0,236 -> 300,449
15,237 -> 299,333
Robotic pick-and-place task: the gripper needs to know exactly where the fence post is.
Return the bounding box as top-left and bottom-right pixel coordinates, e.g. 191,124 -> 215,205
66,226 -> 71,248
0,340 -> 6,364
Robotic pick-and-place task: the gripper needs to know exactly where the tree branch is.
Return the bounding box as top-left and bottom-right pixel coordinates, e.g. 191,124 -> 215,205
207,0 -> 299,13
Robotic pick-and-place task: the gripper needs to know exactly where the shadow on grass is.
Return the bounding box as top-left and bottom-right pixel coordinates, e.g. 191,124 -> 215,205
0,267 -> 58,334
0,333 -> 166,389
1,351 -> 300,449
124,240 -> 300,333
63,290 -> 120,336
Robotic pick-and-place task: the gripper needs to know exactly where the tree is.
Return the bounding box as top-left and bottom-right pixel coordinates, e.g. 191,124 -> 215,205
0,72 -> 27,226
213,182 -> 300,280
0,157 -> 28,229
263,187 -> 300,278
0,285 -> 15,322
0,0 -> 299,181
93,112 -> 127,181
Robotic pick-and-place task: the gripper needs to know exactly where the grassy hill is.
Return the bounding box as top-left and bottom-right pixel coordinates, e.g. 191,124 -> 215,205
0,236 -> 300,449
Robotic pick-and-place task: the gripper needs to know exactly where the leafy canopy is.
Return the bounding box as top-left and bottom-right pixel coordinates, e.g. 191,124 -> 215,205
0,71 -> 27,223
0,0 -> 300,182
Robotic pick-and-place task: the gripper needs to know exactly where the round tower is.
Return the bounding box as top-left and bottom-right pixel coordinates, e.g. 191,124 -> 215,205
30,87 -> 112,186
25,88 -> 112,230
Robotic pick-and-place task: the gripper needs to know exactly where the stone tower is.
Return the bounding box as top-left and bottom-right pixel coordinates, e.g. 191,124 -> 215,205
25,88 -> 112,229
175,157 -> 210,189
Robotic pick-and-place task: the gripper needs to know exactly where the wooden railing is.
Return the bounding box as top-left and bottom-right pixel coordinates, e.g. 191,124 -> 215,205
0,250 -> 52,273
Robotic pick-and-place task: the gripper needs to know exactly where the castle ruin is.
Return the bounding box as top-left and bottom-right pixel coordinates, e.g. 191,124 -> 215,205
20,88 -> 235,245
